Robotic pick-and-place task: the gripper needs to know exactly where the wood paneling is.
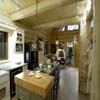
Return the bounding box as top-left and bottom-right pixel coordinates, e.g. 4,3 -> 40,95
48,30 -> 79,54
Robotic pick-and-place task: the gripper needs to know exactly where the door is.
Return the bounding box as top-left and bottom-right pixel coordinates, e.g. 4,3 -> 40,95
66,41 -> 74,65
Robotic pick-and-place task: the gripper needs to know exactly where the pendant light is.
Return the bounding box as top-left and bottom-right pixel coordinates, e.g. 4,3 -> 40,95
55,37 -> 59,45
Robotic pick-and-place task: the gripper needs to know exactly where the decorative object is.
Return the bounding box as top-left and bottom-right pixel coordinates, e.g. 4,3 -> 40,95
58,42 -> 64,49
51,44 -> 56,54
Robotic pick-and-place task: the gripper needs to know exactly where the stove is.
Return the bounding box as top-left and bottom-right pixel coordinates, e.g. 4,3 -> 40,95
0,70 -> 10,100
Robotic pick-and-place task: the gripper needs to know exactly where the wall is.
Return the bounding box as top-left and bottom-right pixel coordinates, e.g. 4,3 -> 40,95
0,13 -> 51,68
90,0 -> 100,100
25,29 -> 50,43
79,8 -> 93,95
74,36 -> 80,68
0,14 -> 24,65
49,30 -> 79,65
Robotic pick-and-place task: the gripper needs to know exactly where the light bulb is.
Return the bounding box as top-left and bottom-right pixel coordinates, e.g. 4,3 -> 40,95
56,40 -> 59,45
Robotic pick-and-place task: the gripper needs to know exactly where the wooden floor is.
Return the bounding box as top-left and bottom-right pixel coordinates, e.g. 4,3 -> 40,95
58,66 -> 90,100
58,66 -> 79,100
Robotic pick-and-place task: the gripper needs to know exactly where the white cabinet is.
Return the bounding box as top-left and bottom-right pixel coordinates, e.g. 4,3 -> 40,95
0,70 -> 10,100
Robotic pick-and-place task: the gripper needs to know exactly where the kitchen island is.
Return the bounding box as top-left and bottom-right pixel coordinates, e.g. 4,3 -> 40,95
14,70 -> 54,100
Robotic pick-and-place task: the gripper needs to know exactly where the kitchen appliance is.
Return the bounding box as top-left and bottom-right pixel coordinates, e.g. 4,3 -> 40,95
0,70 -> 10,100
24,42 -> 38,70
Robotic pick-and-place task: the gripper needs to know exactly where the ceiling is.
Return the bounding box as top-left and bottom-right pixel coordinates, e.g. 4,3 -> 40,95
0,0 -> 87,30
0,0 -> 43,14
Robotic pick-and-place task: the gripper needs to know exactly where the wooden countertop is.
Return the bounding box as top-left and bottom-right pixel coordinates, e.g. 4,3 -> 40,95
14,70 -> 54,98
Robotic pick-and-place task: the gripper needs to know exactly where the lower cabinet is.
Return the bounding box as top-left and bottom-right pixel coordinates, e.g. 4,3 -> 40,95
16,86 -> 30,100
16,85 -> 51,100
51,66 -> 60,100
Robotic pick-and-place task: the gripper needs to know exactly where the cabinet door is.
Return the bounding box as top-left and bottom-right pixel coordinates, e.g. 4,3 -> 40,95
16,86 -> 30,100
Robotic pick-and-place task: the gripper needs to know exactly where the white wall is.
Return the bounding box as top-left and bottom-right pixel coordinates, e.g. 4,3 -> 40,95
0,14 -> 24,65
38,41 -> 45,64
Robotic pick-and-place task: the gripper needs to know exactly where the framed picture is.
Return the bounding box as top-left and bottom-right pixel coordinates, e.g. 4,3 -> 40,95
51,44 -> 56,54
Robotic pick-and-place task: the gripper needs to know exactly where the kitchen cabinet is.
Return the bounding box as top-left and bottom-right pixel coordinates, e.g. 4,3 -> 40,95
39,63 -> 60,100
0,63 -> 27,98
15,70 -> 54,100
0,70 -> 10,100
16,86 -> 30,100
16,86 -> 51,100
16,32 -> 24,52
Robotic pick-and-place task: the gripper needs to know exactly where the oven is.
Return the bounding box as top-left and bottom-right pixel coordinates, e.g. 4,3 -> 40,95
0,70 -> 10,100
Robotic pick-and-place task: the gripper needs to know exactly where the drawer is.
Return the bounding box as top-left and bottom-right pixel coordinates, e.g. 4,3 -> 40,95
0,74 -> 9,84
16,86 -> 30,100
0,81 -> 10,100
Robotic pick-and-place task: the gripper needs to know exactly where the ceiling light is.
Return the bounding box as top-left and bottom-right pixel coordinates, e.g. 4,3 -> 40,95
55,37 -> 59,45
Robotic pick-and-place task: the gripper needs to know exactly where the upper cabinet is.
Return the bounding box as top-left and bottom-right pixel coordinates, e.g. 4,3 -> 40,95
16,32 -> 24,52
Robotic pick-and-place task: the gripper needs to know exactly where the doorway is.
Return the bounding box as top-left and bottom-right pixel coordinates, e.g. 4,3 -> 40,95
66,41 -> 74,65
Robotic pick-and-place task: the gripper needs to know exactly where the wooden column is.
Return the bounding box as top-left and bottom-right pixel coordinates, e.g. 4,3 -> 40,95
90,0 -> 100,100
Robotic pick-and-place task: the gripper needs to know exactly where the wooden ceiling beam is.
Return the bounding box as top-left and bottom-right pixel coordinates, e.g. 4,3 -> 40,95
32,16 -> 81,29
11,0 -> 82,21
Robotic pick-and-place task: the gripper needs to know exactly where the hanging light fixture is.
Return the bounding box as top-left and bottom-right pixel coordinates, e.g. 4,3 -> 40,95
55,37 -> 59,45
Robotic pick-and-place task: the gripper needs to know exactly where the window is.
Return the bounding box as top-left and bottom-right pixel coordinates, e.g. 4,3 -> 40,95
67,24 -> 79,31
58,26 -> 65,32
90,19 -> 94,28
0,31 -> 8,61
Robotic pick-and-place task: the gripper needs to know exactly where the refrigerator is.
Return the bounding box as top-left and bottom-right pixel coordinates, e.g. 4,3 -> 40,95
24,42 -> 38,70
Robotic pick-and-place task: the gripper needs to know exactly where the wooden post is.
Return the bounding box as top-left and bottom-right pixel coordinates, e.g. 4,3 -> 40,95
90,0 -> 100,100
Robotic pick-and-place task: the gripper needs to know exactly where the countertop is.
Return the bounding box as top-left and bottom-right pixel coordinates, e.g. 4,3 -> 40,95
0,70 -> 8,76
40,63 -> 59,75
0,63 -> 27,71
14,70 -> 54,98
